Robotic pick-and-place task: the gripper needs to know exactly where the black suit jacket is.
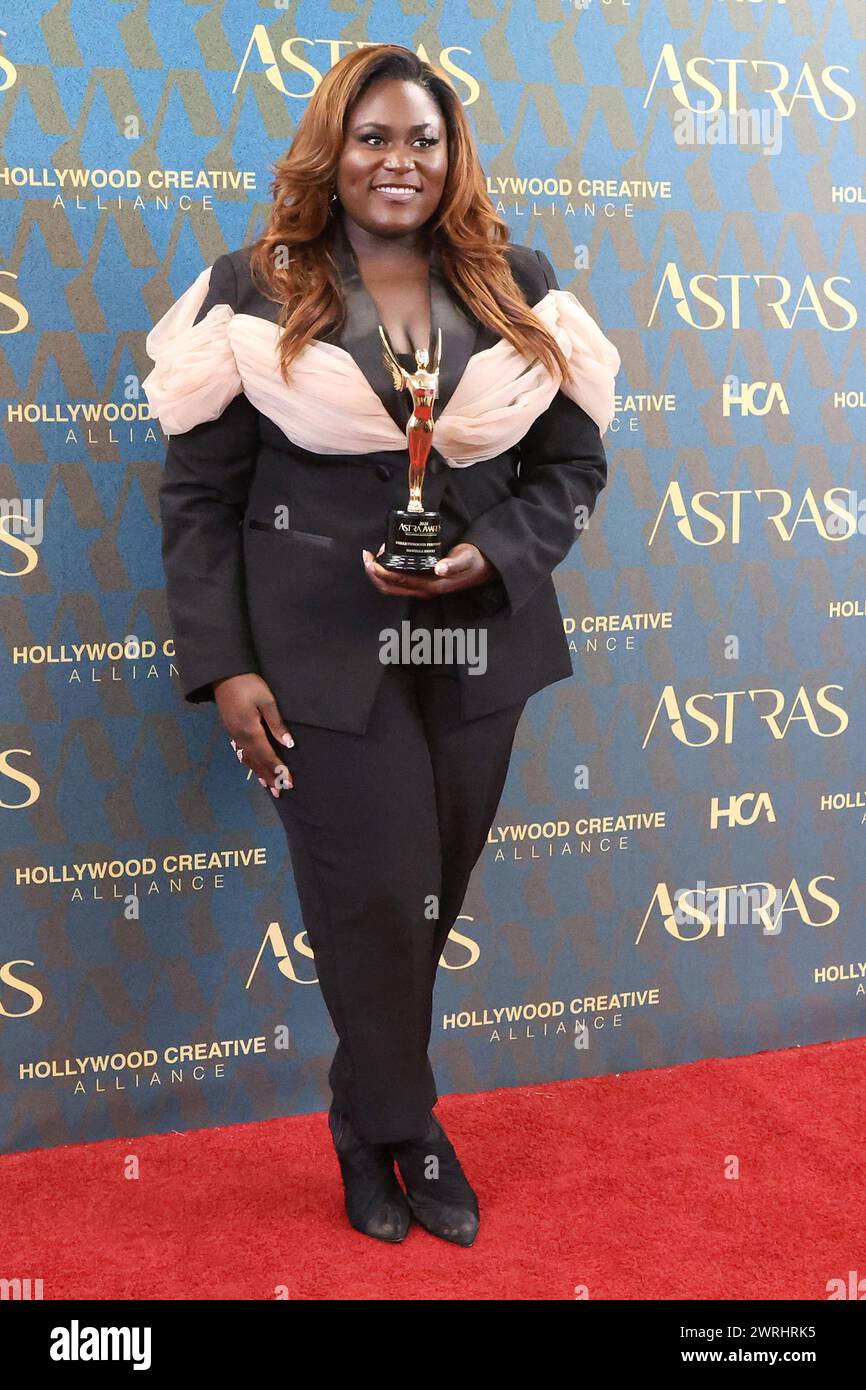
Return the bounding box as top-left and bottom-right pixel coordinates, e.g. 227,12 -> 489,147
156,219 -> 610,734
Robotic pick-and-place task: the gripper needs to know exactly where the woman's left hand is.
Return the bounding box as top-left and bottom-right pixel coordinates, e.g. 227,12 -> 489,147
361,541 -> 498,599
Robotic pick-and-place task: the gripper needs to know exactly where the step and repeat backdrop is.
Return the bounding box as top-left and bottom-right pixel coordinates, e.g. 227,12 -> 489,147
1,0 -> 864,1154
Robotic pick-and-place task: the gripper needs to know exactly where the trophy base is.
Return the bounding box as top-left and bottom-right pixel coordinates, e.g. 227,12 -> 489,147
378,508 -> 442,575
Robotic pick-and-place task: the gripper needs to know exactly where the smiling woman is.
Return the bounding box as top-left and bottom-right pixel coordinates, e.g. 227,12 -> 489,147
337,86 -> 449,342
143,42 -> 619,1254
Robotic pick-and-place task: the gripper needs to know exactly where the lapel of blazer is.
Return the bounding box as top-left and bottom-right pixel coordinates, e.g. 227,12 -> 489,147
324,214 -> 484,434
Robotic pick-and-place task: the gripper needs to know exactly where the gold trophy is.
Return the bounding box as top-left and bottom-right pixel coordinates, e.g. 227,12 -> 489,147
377,324 -> 443,573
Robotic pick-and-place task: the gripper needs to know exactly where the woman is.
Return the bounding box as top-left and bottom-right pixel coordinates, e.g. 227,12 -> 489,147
143,44 -> 620,1248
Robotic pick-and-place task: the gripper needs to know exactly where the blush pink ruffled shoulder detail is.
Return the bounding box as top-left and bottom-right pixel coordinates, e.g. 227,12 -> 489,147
142,268 -> 243,435
142,263 -> 621,465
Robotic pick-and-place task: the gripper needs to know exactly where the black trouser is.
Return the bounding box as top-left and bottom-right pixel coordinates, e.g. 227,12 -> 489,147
271,598 -> 525,1143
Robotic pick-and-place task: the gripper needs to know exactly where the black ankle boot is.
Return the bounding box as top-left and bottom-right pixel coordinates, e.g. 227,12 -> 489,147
328,1105 -> 411,1243
388,1114 -> 479,1247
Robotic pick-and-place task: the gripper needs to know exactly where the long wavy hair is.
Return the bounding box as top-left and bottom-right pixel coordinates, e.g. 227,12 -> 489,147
248,44 -> 570,386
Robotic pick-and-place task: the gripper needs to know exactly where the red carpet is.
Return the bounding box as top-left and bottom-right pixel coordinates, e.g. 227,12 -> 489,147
3,1037 -> 864,1300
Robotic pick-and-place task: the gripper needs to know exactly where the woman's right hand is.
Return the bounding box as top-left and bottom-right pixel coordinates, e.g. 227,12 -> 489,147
212,673 -> 294,797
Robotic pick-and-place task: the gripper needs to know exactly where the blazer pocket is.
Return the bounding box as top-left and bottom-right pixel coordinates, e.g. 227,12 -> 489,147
245,518 -> 335,549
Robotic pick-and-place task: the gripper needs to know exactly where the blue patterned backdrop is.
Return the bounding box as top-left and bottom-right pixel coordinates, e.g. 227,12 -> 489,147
1,0 -> 864,1154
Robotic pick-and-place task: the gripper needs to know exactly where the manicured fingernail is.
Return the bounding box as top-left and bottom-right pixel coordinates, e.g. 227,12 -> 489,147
281,733 -> 294,748
270,787 -> 280,797
434,563 -> 447,575
258,778 -> 267,787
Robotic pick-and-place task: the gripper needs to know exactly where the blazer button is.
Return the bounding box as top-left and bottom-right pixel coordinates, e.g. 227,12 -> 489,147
375,463 -> 391,481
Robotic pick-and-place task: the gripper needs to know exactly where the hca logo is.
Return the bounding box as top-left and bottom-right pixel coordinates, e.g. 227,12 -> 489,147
722,380 -> 790,417
710,792 -> 777,829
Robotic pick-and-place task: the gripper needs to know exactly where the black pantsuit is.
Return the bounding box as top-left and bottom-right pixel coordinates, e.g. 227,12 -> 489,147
272,597 -> 524,1142
146,216 -> 613,1147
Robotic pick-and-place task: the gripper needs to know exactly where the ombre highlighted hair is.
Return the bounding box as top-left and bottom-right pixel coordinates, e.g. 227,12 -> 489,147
249,44 -> 571,386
